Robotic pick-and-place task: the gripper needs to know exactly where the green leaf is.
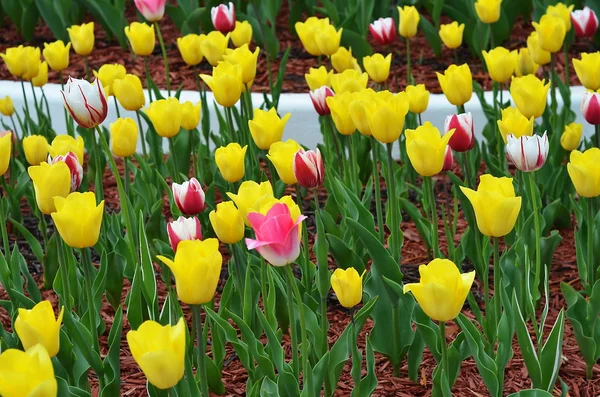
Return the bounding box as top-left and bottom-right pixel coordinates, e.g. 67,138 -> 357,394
9,218 -> 44,265
340,29 -> 372,59
507,390 -> 553,397
100,307 -> 123,396
539,310 -> 565,391
77,0 -> 127,47
21,1 -> 39,41
418,18 -> 442,57
139,214 -> 159,321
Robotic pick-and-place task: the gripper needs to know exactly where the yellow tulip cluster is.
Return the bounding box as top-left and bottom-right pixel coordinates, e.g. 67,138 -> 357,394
296,17 -> 342,56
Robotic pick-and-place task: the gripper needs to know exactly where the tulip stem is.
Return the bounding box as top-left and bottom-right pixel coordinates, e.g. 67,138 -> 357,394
123,156 -> 130,196
417,113 -> 422,126
371,138 -> 384,242
81,248 -> 100,353
154,22 -> 171,96
439,321 -> 449,386
19,79 -> 30,134
0,189 -> 9,257
550,55 -> 557,122
192,304 -> 210,397
386,143 -> 400,262
135,110 -> 149,160
350,310 -> 361,395
225,106 -> 236,144
493,237 -> 501,328
57,237 -> 71,311
350,133 -> 360,194
528,172 -> 542,303
168,138 -> 180,183
461,151 -> 472,188
426,177 -> 441,258
83,56 -> 91,81
93,130 -> 105,203
295,185 -> 311,297
313,189 -> 330,361
595,124 -> 600,150
143,57 -> 154,103
113,96 -> 121,119
391,304 -> 400,376
285,265 -> 311,392
29,82 -> 42,126
284,265 -> 299,378
587,198 -> 595,289
327,115 -> 344,179
406,38 -> 412,85
229,244 -> 244,299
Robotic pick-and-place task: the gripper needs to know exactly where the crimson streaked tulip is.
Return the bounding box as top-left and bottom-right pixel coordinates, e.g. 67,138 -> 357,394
293,149 -> 325,188
211,2 -> 236,34
506,132 -> 549,172
309,86 -> 334,116
369,17 -> 396,45
172,177 -> 205,215
445,112 -> 474,152
134,0 -> 166,22
571,6 -> 598,37
442,146 -> 454,172
581,90 -> 600,125
167,216 -> 202,253
48,151 -> 83,192
61,77 -> 108,129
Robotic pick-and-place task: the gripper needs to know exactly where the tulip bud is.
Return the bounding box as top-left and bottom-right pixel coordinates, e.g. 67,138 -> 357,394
23,135 -> 49,166
326,92 -> 358,136
180,101 -> 201,131
406,122 -> 455,177
167,216 -> 202,252
439,21 -> 465,49
573,52 -> 600,92
445,112 -> 474,152
369,17 -> 396,45
561,122 -> 583,151
125,22 -> 156,57
200,31 -> 230,66
368,91 -> 410,143
397,6 -> 420,38
568,148 -> 600,198
215,143 -> 247,183
113,74 -> 145,111
28,161 -> 72,214
177,34 -> 205,66
331,267 -> 364,309
15,300 -> 64,357
231,21 -> 252,47
474,0 -> 502,24
510,75 -> 550,119
315,24 -> 343,56
349,89 -> 377,136
0,133 -> 11,177
211,2 -> 236,34
49,135 -> 85,165
505,132 -> 549,172
405,84 -> 430,114
172,177 -> 205,215
515,48 -> 539,77
43,40 -> 71,72
309,86 -> 334,116
571,7 -> 599,38
482,47 -> 518,83
546,3 -> 574,31
32,61 -> 48,87
110,118 -> 138,158
0,96 -> 14,116
532,14 -> 567,53
293,149 -> 325,189
267,139 -> 302,185
48,152 -> 84,192
330,69 -> 369,94
226,180 -> 274,225
210,201 -> 244,244
146,98 -> 182,138
0,344 -> 58,396
248,108 -> 291,150
581,90 -> 600,125
134,0 -> 166,22
296,17 -> 330,56
67,22 -> 95,56
61,77 -> 108,129
526,32 -> 551,66
305,66 -> 333,91
0,46 -> 40,80
442,146 -> 454,172
497,106 -> 535,143
52,192 -> 105,249
222,44 -> 260,86
363,53 -> 392,83
437,64 -> 473,107
200,62 -> 243,108
331,47 -> 360,73
93,64 -> 126,97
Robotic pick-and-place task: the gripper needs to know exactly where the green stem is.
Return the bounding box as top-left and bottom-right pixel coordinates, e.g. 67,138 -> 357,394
386,143 -> 400,261
154,22 -> 171,96
285,265 -> 311,392
417,113 -> 422,126
439,321 -> 449,387
30,82 -> 42,125
493,237 -> 501,328
285,266 -> 299,378
81,248 -> 100,352
391,304 -> 400,376
528,172 -> 542,302
57,237 -> 71,311
123,156 -> 130,196
426,177 -> 440,258
314,191 -> 329,356
351,311 -> 361,394
135,111 -> 148,160
327,115 -> 344,179
406,38 -> 412,85
296,185 -> 311,297
550,54 -> 557,120
20,79 -> 30,134
371,138 -> 384,241
169,138 -> 180,183
192,305 -> 209,397
563,43 -> 569,88
42,90 -> 52,127
39,213 -> 49,250
0,189 -> 10,256
587,197 -> 595,289
93,130 -> 105,202
229,244 -> 244,299
595,124 -> 600,152
350,133 -> 360,194
587,361 -> 593,380
225,106 -> 236,144
84,56 -> 90,81
143,57 -> 154,103
9,116 -> 18,141
113,96 -> 121,119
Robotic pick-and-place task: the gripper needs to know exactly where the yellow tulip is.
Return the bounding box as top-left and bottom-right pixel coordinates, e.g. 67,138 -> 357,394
509,75 -> 550,119
200,31 -> 229,66
475,0 -> 502,24
43,40 -> 71,71
209,201 -> 245,244
567,148 -> 600,198
460,174 -> 522,237
67,22 -> 95,56
0,344 -> 57,397
526,32 -> 551,66
267,139 -> 302,184
51,192 -> 104,248
231,21 -> 253,47
177,34 -> 205,66
0,96 -> 14,116
363,53 -> 392,83
28,162 -> 71,214
0,46 -> 40,80
127,318 -> 186,390
532,14 -> 566,53
497,106 -> 534,143
23,135 -> 49,166
398,6 -> 420,38
15,300 -> 64,357
146,98 -> 182,138
180,101 -> 201,130
546,3 -> 574,31
200,62 -> 243,108
331,267 -> 364,308
248,108 -> 291,150
439,22 -> 465,49
93,64 -> 127,97
406,84 -> 430,114
157,239 -> 222,304
305,66 -> 333,91
404,259 -> 476,322
223,44 -> 260,86
49,135 -> 85,164
482,47 -> 517,83
330,69 -> 369,94
0,133 -> 11,176
515,47 -> 539,77
32,61 -> 48,87
326,92 -> 357,136
331,47 -> 360,73
436,64 -> 472,106
561,122 -> 583,151
124,22 -> 155,57
113,74 -> 145,111
573,52 -> 600,91
368,91 -> 410,143
226,180 -> 274,225
110,117 -> 138,157
215,143 -> 247,183
315,24 -> 343,56
295,17 -> 330,56
405,121 -> 454,176
349,89 -> 377,136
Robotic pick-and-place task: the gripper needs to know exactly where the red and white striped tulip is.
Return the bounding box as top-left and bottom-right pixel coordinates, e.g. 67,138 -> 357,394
167,216 -> 202,252
442,146 -> 454,172
60,77 -> 108,129
293,149 -> 325,188
506,132 -> 549,172
369,17 -> 396,46
211,2 -> 236,34
48,151 -> 83,192
172,177 -> 205,215
571,7 -> 599,38
445,112 -> 475,152
134,0 -> 166,22
582,90 -> 600,125
309,86 -> 334,116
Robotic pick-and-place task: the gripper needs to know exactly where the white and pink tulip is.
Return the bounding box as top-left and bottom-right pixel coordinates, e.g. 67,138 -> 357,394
445,112 -> 475,152
60,77 -> 108,129
293,149 -> 325,188
505,132 -> 549,172
167,216 -> 202,252
211,2 -> 236,34
582,90 -> 600,125
309,86 -> 334,116
369,17 -> 396,46
48,151 -> 83,192
571,7 -> 598,38
134,0 -> 166,22
172,177 -> 205,215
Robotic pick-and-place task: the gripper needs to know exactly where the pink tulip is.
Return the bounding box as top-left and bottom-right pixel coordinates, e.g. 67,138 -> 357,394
505,132 -> 548,172
167,216 -> 202,252
48,151 -> 83,192
369,17 -> 396,46
60,77 -> 108,129
134,0 -> 166,22
582,91 -> 600,125
571,7 -> 598,37
172,177 -> 205,215
309,86 -> 334,116
211,2 -> 236,34
245,203 -> 306,267
293,149 -> 325,188
445,112 -> 475,152
442,146 -> 454,172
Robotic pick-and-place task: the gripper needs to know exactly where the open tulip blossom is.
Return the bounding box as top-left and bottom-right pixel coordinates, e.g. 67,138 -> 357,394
505,132 -> 549,172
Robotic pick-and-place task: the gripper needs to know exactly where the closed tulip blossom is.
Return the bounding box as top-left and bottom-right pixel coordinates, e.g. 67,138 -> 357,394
295,17 -> 330,56
0,96 -> 14,116
127,318 -> 185,390
200,31 -> 230,66
533,14 -> 567,53
28,161 -> 71,214
293,149 -> 325,188
445,112 -> 474,152
406,122 -> 455,176
49,134 -> 85,164
93,64 -> 127,97
368,91 -> 410,143
15,300 -> 64,357
442,146 -> 454,172
505,132 -> 549,172
406,84 -> 430,114
363,53 -> 392,83
177,34 -> 205,66
268,139 -> 302,184
497,106 -> 535,143
309,86 -> 334,116
48,151 -> 84,192
330,267 -> 364,309
67,22 -> 95,56
210,201 -> 245,244
0,133 -> 10,177
571,7 -> 599,37
200,62 -> 243,107
546,3 -> 574,30
526,32 -> 551,66
573,52 -> 600,91
146,98 -> 182,138
51,192 -> 104,249
439,21 -> 465,49
215,143 -> 247,183
23,135 -> 49,166
125,22 -> 155,57
398,6 -> 420,38
0,344 -> 57,397
172,177 -> 205,215
61,77 -> 108,129
167,216 -> 202,252
349,89 -> 377,136
567,148 -> 600,197
581,90 -> 600,125
223,44 -> 260,87
110,118 -> 139,158
475,0 -> 502,24
330,69 -> 369,94
0,46 -> 40,79
211,2 -> 236,34
180,101 -> 202,131
404,259 -> 476,322
113,74 -> 145,111
331,47 -> 360,73
515,48 -> 539,77
32,61 -> 48,87
326,92 -> 358,136
510,75 -> 550,119
245,203 -> 306,266
561,122 -> 583,151
305,66 -> 333,91
460,174 -> 522,237
315,24 -> 343,56
248,108 -> 291,150
43,40 -> 71,72
226,180 -> 274,225
482,47 -> 518,83
134,0 -> 166,22
231,21 -> 252,47
437,64 -> 473,106
369,17 -> 396,45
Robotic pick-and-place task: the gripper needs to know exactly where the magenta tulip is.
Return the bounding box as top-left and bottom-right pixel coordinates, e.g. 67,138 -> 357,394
571,7 -> 598,38
582,91 -> 600,125
172,177 -> 205,215
442,146 -> 454,172
293,149 -> 325,188
211,2 -> 236,34
445,112 -> 475,152
134,0 -> 166,22
369,17 -> 396,45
